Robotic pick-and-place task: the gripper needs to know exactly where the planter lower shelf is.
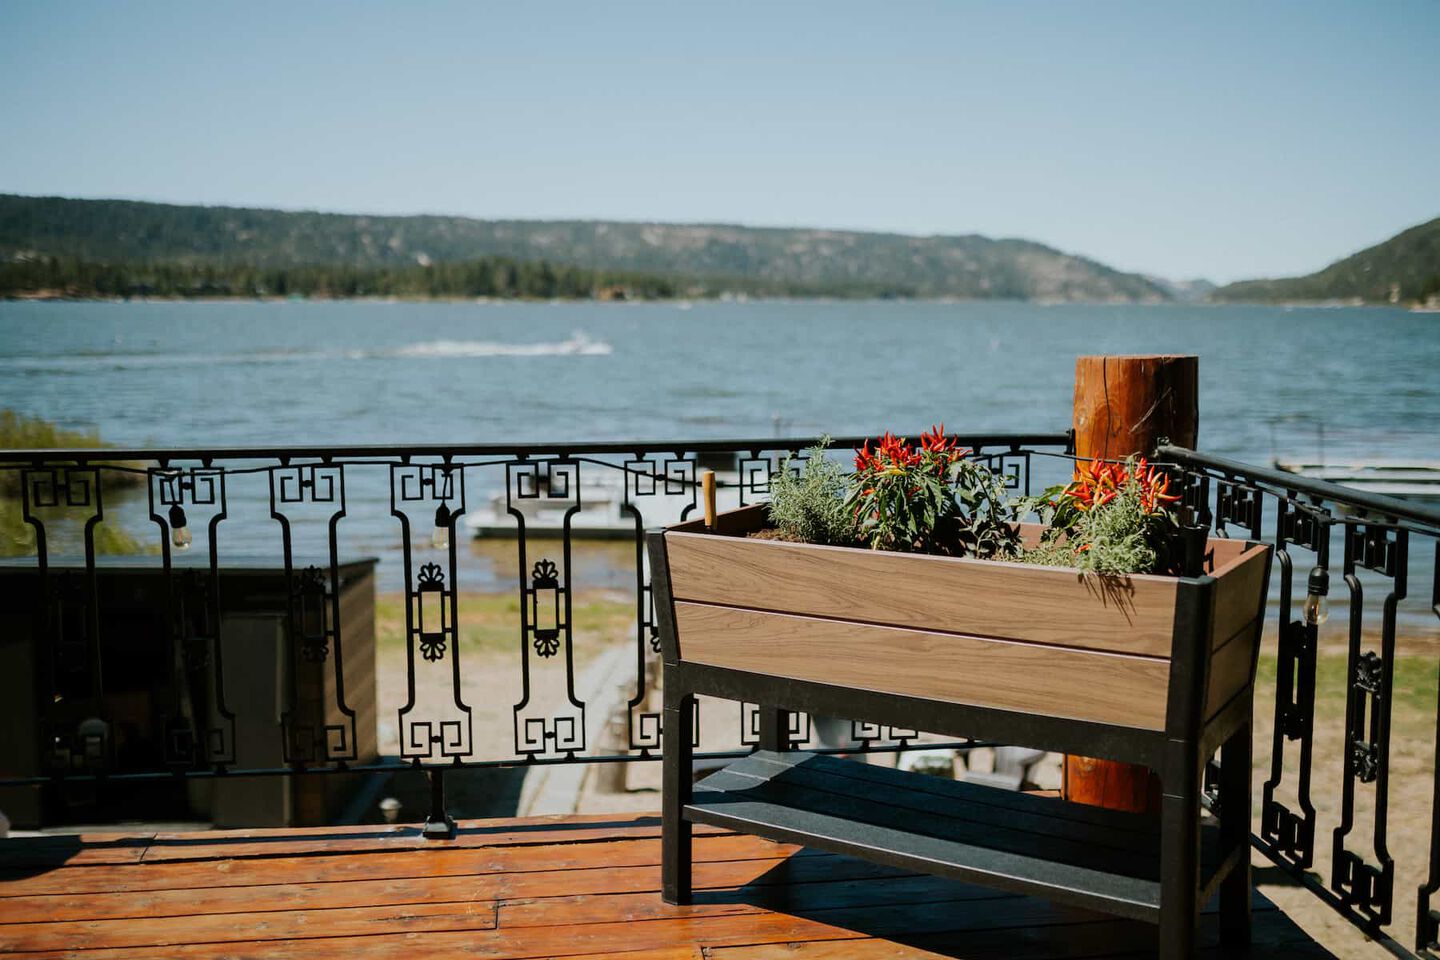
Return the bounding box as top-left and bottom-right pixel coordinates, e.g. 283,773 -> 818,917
689,750 -> 1235,923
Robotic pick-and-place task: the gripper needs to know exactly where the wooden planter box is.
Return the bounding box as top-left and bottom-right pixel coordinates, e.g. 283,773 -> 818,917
655,504 -> 1269,733
647,503 -> 1272,958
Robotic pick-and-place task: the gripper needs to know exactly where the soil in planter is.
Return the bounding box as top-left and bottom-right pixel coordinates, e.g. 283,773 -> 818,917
746,528 -> 810,543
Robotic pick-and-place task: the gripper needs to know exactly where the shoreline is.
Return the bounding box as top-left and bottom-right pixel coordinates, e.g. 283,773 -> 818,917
2,292 -> 1426,309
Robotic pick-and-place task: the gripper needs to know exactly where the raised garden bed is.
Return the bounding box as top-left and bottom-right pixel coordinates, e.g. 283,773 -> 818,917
648,503 -> 1271,958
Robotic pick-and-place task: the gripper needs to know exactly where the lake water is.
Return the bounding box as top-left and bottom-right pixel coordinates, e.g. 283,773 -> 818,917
2,299 -> 1436,455
2,299 -> 1437,625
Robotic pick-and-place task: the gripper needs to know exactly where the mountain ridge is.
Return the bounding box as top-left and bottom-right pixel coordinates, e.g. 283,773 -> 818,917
0,193 -> 1169,302
1213,216 -> 1440,306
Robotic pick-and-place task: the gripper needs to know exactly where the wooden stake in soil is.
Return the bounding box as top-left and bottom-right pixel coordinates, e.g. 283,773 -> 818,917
1066,354 -> 1198,814
701,470 -> 717,530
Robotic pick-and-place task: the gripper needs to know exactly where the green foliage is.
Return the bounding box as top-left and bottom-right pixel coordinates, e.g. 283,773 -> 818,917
0,408 -> 103,455
0,410 -> 148,556
845,428 -> 1016,558
1,409 -> 103,498
0,254 -> 681,301
767,438 -> 855,546
0,507 -> 145,558
1213,214 -> 1440,305
950,459 -> 1022,559
0,194 -> 1171,302
1020,483 -> 1159,575
1015,457 -> 1182,575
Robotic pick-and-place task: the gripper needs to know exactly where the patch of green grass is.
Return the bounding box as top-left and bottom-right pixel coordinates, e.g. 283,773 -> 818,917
1256,651 -> 1438,738
0,506 -> 146,557
375,591 -> 636,656
0,409 -> 105,449
0,410 -> 150,556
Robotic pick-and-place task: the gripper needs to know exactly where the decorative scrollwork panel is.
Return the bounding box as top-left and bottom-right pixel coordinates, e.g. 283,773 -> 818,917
1330,521 -> 1406,929
148,467 -> 232,767
620,455 -> 697,753
740,702 -> 810,747
1416,541 -> 1440,952
1260,497 -> 1330,871
23,467 -> 106,773
393,463 -> 471,763
508,460 -> 585,757
271,463 -> 356,765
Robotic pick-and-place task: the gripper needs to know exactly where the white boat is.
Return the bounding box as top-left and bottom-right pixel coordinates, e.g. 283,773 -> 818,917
465,457 -> 745,540
1272,459 -> 1440,503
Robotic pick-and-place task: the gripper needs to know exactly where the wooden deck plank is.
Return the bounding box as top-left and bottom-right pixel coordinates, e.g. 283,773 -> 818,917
4,872 -> 979,953
0,832 -> 795,898
0,814 -> 1335,960
0,898 -> 1310,960
499,877 -> 1017,929
0,833 -> 154,868
0,899 -> 499,952
0,849 -> 889,924
136,814 -> 728,863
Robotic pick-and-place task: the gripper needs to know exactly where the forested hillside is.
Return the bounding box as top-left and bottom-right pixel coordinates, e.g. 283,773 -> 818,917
1213,216 -> 1440,305
0,194 -> 1170,302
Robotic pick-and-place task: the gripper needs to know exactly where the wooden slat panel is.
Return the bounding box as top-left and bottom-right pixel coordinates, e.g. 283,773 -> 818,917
674,603 -> 1171,730
1205,620 -> 1260,720
666,527 -> 1180,656
665,504 -> 768,536
1210,543 -> 1269,650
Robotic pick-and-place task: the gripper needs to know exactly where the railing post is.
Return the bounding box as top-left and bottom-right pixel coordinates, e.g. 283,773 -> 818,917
1066,354 -> 1198,813
755,706 -> 790,753
422,766 -> 456,839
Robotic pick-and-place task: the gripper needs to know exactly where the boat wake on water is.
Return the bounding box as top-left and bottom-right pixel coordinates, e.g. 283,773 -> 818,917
0,331 -> 614,370
391,332 -> 612,357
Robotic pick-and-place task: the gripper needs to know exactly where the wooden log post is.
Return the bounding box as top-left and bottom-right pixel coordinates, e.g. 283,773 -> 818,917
1065,355 -> 1198,814
702,470 -> 717,530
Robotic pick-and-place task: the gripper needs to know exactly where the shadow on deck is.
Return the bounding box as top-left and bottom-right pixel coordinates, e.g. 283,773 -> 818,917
0,813 -> 1332,959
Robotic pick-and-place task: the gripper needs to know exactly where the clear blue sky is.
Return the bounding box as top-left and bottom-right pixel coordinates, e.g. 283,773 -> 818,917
1,1 -> 1436,283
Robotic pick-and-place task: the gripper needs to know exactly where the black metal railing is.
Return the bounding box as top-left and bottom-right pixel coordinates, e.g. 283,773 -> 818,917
1159,443 -> 1440,959
0,431 -> 1069,827
6,430 -> 1440,955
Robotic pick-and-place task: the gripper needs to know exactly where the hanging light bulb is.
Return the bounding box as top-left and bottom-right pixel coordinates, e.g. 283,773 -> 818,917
432,503 -> 451,550
168,503 -> 192,550
1303,565 -> 1330,626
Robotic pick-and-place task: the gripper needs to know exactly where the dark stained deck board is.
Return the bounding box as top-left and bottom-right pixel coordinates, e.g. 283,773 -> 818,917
0,813 -> 1334,960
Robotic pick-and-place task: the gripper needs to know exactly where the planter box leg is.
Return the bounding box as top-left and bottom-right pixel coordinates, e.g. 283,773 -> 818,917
1159,767 -> 1200,959
1219,722 -> 1253,947
662,688 -> 695,905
